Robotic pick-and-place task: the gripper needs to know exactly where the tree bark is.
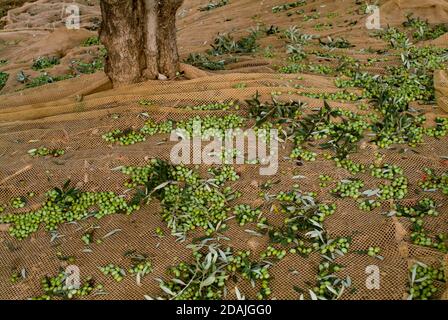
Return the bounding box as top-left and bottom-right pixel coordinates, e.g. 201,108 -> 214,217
157,0 -> 183,78
143,0 -> 159,79
99,0 -> 146,85
99,0 -> 183,87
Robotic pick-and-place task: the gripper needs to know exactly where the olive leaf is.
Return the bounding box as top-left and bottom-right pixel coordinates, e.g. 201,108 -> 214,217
102,229 -> 121,239
160,284 -> 176,297
235,286 -> 245,300
171,278 -> 187,286
309,289 -> 319,300
200,275 -> 216,288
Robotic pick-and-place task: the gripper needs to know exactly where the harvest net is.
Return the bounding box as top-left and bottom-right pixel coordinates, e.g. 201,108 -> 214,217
0,0 -> 447,300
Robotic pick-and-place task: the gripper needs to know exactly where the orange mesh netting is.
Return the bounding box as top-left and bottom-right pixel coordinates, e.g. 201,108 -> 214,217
0,0 -> 447,300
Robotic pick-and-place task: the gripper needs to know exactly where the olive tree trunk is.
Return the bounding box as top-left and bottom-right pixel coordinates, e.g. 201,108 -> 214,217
100,0 -> 183,87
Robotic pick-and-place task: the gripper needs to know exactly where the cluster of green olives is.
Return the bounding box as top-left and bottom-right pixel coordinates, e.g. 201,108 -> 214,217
317,203 -> 337,219
319,122 -> 366,145
233,204 -> 261,226
405,46 -> 448,67
395,198 -> 438,218
138,99 -> 152,106
278,191 -> 333,216
81,232 -> 93,245
318,237 -> 350,255
403,15 -> 448,41
266,191 -> 336,258
275,189 -> 300,203
121,164 -> 155,188
121,160 -> 241,237
318,174 -> 332,187
334,158 -> 366,174
129,260 -> 153,278
102,129 -> 146,145
10,197 -> 26,209
168,266 -> 226,299
0,186 -> 138,240
155,227 -> 165,237
333,120 -> 370,142
370,163 -> 403,180
140,119 -> 174,135
290,147 -> 317,161
290,63 -> 336,75
319,174 -> 332,181
272,0 -> 306,13
176,114 -> 245,138
160,183 -> 234,236
425,117 -> 448,138
334,43 -> 447,134
103,118 -> 175,145
161,166 -> 241,235
408,264 -> 446,300
33,272 -> 100,300
378,176 -> 408,200
332,179 -> 364,199
170,165 -> 200,184
290,240 -> 314,257
291,106 -> 369,152
28,147 -> 65,157
227,250 -> 271,299
121,159 -> 184,188
124,160 -> 201,188
275,190 -> 329,215
374,115 -> 426,149
313,262 -> 344,299
10,270 -> 24,284
208,166 -> 240,185
260,246 -> 287,260
334,108 -> 374,120
358,199 -> 381,211
109,114 -> 245,144
219,148 -> 244,163
100,264 -> 126,282
184,101 -> 239,111
162,251 -> 229,300
367,246 -> 381,257
300,90 -> 361,102
420,168 -> 448,194
411,219 -> 447,253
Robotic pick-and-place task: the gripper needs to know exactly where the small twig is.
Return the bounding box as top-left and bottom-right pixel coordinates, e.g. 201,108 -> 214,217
0,164 -> 32,185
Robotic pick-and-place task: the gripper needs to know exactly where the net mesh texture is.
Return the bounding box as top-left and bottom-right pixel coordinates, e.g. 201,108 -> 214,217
0,0 -> 447,300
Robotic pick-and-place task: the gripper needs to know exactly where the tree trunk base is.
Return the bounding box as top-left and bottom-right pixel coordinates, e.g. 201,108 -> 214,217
100,0 -> 183,87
